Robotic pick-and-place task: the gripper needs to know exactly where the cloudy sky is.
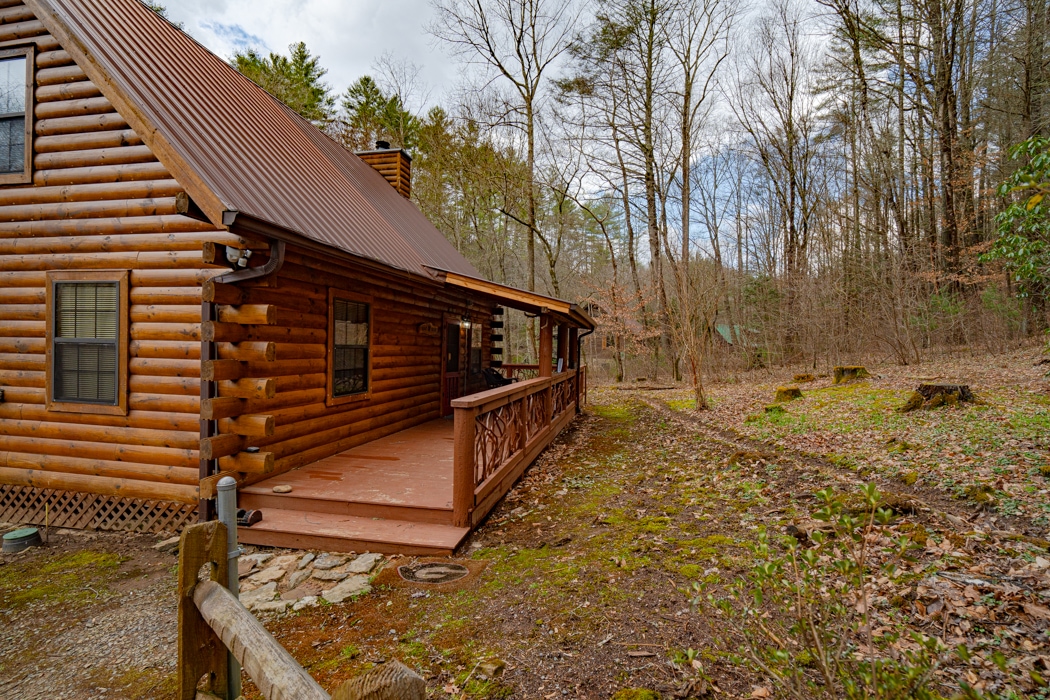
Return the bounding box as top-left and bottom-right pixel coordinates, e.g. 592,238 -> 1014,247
163,0 -> 458,106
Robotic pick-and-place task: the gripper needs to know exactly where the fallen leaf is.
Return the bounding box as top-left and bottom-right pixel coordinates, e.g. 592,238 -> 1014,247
751,687 -> 772,698
1024,603 -> 1050,620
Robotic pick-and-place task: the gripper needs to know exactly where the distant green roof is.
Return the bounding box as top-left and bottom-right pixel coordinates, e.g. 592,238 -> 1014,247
714,324 -> 756,346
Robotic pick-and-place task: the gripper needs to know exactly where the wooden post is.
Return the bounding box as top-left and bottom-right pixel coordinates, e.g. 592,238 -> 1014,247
193,580 -> 329,700
568,328 -> 579,369
555,323 -> 568,372
452,405 -> 476,528
538,314 -> 553,378
178,522 -> 230,700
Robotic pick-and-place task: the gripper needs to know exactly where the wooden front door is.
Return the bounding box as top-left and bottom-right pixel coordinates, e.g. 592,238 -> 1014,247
441,321 -> 462,416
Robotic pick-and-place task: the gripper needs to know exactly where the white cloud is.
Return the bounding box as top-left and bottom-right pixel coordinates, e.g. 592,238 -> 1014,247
164,0 -> 458,105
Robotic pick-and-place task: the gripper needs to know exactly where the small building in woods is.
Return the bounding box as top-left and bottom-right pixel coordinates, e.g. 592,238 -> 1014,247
0,0 -> 593,554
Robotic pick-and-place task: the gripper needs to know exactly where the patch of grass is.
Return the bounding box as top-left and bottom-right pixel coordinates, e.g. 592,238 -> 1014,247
0,550 -> 123,609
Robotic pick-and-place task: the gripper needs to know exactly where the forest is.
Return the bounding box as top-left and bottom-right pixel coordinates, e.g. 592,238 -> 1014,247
157,0 -> 1049,402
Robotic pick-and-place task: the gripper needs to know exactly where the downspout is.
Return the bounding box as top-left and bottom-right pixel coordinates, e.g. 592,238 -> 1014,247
576,327 -> 594,414
199,238 -> 286,522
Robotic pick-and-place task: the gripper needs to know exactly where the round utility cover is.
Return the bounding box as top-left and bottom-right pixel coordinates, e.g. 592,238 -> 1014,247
398,562 -> 469,584
2,527 -> 42,554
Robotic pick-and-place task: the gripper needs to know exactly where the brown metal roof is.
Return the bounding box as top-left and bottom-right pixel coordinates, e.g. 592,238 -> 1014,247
28,0 -> 479,279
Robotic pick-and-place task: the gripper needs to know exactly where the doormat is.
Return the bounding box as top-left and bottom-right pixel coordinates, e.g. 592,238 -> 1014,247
374,557 -> 487,591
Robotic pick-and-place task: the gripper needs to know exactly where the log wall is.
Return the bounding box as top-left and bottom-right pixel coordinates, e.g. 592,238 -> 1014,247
205,245 -> 494,491
0,4 -> 235,516
0,2 -> 495,526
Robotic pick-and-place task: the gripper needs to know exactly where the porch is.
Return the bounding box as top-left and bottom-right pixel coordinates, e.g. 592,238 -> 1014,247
237,368 -> 585,555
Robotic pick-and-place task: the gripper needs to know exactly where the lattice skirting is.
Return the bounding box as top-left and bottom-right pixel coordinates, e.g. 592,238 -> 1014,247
0,485 -> 197,534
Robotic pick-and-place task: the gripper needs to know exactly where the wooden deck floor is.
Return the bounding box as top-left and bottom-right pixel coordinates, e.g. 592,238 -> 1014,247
237,419 -> 469,555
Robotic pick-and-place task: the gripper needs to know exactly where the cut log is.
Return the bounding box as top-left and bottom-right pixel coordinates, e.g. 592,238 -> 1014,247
774,385 -> 802,402
332,660 -> 426,700
833,366 -> 870,384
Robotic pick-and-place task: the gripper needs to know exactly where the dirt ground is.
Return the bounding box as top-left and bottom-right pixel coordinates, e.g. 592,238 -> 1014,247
1,349 -> 1048,699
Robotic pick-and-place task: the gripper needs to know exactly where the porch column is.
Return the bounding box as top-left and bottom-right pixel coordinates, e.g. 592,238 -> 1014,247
568,328 -> 579,369
556,323 -> 568,373
539,313 -> 553,378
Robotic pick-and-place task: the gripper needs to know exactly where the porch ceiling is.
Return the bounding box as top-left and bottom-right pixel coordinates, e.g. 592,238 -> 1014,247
431,269 -> 595,330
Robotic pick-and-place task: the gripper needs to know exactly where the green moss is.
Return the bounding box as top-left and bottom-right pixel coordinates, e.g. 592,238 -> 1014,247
0,550 -> 123,609
679,564 -> 702,579
611,690 -> 661,700
900,470 -> 919,486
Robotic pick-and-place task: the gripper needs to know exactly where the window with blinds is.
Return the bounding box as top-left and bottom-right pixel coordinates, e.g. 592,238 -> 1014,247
331,298 -> 369,397
52,282 -> 120,405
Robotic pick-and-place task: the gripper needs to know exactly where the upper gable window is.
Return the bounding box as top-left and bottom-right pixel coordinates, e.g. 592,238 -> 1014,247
0,47 -> 33,184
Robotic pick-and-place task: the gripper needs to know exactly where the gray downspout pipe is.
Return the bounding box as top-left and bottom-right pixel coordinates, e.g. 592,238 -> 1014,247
199,239 -> 286,522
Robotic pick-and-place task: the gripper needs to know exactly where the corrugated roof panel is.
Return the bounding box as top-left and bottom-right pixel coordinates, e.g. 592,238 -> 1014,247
39,0 -> 479,279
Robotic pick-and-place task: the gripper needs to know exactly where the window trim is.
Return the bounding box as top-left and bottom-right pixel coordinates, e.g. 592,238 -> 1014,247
326,289 -> 373,407
0,45 -> 34,186
45,270 -> 130,416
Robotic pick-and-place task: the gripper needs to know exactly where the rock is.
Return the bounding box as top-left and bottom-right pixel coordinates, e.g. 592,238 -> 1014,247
293,596 -> 319,612
249,565 -> 288,585
241,552 -> 273,567
346,552 -> 383,574
237,559 -> 257,579
833,365 -> 870,384
478,658 -> 505,678
281,583 -> 321,601
272,484 -> 293,494
322,574 -> 371,604
297,552 -> 316,570
269,554 -> 299,570
253,600 -> 291,614
285,569 -> 311,590
240,582 -> 278,608
313,569 -> 349,582
313,553 -> 347,570
331,660 -> 425,700
774,385 -> 802,402
153,536 -> 180,554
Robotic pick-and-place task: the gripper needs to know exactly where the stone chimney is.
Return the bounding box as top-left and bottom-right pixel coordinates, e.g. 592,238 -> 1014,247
355,141 -> 412,199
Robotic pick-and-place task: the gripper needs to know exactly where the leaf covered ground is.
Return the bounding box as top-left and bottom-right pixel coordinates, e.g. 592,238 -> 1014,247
1,351 -> 1048,699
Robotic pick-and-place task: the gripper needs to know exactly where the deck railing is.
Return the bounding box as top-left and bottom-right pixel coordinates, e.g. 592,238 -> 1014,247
450,367 -> 584,528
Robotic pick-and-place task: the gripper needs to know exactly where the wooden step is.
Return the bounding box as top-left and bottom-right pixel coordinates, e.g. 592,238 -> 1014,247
238,490 -> 455,525
237,508 -> 469,556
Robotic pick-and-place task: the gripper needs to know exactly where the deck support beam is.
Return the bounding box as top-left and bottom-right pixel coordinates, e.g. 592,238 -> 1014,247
539,313 -> 553,378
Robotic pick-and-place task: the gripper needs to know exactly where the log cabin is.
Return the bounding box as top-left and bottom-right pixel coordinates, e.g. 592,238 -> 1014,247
0,0 -> 593,554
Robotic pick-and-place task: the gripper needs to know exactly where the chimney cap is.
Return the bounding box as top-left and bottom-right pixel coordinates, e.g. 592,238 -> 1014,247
376,140 -> 391,150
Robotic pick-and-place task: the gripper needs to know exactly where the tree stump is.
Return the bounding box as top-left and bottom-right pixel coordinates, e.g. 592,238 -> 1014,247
793,373 -> 816,383
897,391 -> 924,413
917,383 -> 973,403
775,385 -> 802,402
833,366 -> 870,384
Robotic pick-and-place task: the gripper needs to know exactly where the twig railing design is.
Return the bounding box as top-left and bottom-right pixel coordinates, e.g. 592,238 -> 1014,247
451,368 -> 584,528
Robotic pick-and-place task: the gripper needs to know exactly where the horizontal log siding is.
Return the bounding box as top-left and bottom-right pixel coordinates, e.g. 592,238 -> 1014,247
232,247 -> 493,488
0,8 -> 234,507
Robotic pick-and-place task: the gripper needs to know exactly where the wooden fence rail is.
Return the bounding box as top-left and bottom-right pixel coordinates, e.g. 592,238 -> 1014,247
451,367 -> 583,528
177,521 -> 423,700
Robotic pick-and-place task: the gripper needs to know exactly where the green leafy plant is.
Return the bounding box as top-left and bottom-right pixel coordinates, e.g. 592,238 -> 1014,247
983,136 -> 1050,300
690,484 -> 949,699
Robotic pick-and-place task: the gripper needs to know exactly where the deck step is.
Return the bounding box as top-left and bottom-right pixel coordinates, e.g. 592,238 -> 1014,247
237,508 -> 470,556
238,490 -> 455,525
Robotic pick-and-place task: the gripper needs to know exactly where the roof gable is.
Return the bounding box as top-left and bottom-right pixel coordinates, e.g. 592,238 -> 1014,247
26,0 -> 479,279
